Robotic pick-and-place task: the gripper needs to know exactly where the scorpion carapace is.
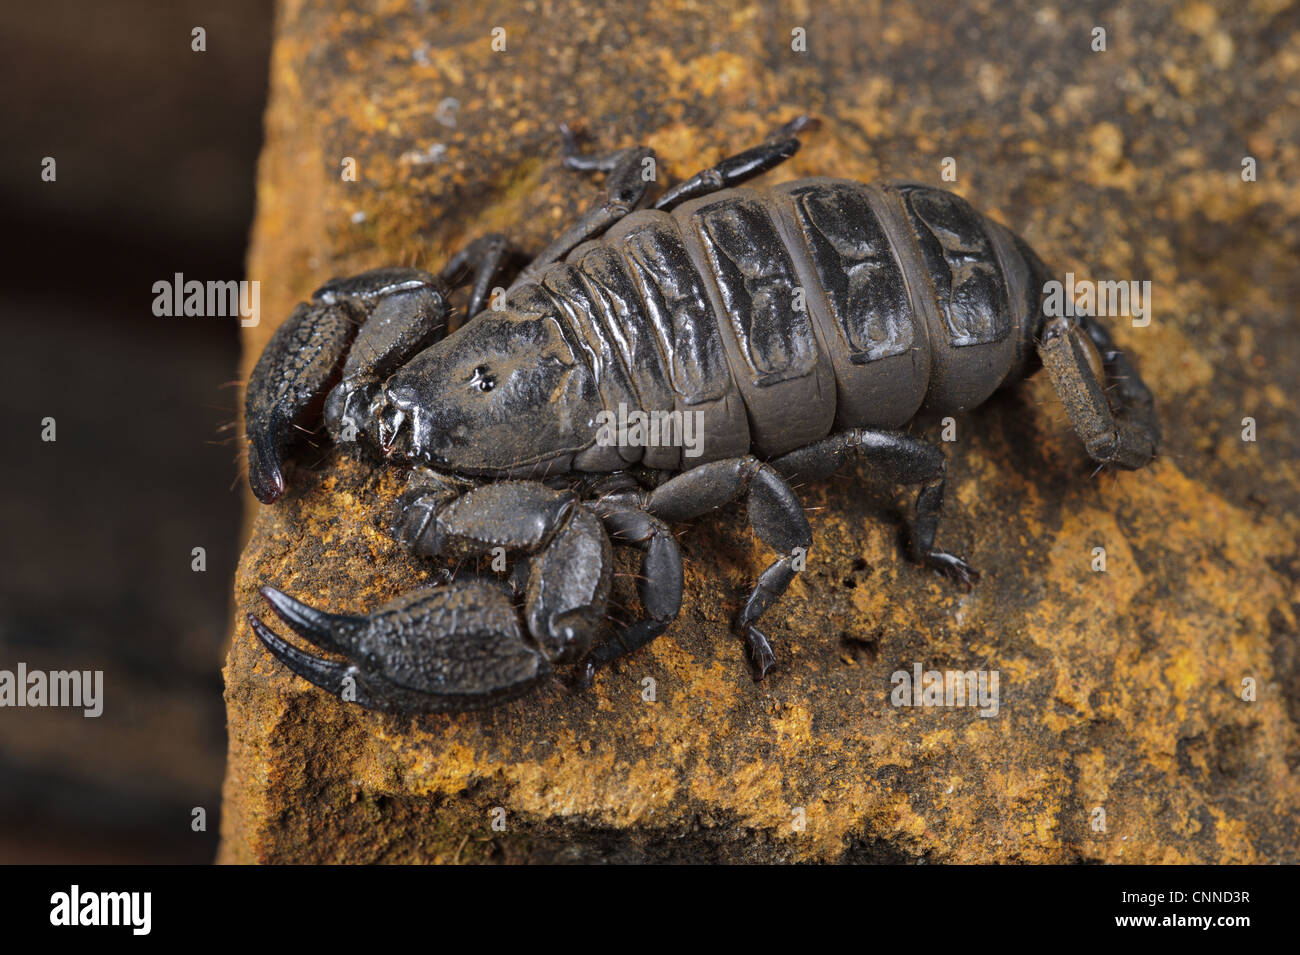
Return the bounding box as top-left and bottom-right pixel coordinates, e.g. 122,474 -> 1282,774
244,116 -> 1159,714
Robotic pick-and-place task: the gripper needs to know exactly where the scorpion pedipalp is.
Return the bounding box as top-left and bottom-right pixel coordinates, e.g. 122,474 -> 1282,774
245,247 -> 517,502
245,302 -> 355,503
249,582 -> 552,713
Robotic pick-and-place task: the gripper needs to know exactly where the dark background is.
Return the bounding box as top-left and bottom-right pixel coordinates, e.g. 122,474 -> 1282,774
0,1 -> 272,862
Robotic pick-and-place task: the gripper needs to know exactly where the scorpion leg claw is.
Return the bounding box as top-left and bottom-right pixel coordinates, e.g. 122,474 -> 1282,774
565,658 -> 597,693
926,550 -> 980,590
741,623 -> 778,680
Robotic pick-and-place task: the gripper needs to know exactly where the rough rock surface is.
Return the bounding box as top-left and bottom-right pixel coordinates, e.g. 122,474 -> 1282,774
220,0 -> 1299,863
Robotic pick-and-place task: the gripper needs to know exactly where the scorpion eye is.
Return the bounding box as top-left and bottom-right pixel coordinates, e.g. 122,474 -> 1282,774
471,365 -> 496,393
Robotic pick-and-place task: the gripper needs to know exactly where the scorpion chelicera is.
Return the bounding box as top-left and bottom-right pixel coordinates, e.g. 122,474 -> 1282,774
244,117 -> 1159,714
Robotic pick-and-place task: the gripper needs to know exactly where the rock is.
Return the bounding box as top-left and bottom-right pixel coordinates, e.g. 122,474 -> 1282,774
220,0 -> 1299,863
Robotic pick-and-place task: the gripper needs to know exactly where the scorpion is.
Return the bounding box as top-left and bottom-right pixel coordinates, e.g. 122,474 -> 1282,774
244,116 -> 1159,714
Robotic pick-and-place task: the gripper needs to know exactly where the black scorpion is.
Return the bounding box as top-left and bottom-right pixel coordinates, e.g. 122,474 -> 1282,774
244,117 -> 1159,714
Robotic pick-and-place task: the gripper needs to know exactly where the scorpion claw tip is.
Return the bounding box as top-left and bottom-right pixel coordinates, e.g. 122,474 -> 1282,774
925,550 -> 979,589
247,612 -> 351,698
258,586 -> 360,655
563,661 -> 596,694
248,439 -> 287,504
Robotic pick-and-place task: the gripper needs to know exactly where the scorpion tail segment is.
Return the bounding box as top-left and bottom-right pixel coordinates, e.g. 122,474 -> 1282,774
1038,316 -> 1159,471
258,586 -> 365,655
245,302 -> 356,503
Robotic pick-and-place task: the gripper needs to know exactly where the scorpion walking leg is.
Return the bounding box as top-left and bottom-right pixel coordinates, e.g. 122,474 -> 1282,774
641,457 -> 812,678
772,430 -> 978,587
516,126 -> 654,282
1038,315 -> 1160,470
570,502 -> 685,688
653,115 -> 815,212
437,232 -> 515,321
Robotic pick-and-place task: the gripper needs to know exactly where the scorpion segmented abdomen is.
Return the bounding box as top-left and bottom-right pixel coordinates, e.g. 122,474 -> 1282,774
601,209 -> 754,466
569,242 -> 682,469
770,177 -> 931,429
537,261 -> 645,471
669,190 -> 839,457
868,181 -> 1041,413
529,176 -> 1049,471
